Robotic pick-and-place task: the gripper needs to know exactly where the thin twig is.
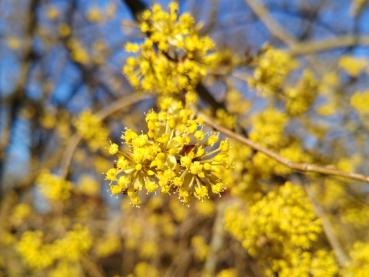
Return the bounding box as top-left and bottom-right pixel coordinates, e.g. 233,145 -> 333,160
200,113 -> 369,184
304,185 -> 349,266
245,0 -> 369,55
290,35 -> 369,55
203,200 -> 229,276
60,94 -> 151,178
245,0 -> 295,46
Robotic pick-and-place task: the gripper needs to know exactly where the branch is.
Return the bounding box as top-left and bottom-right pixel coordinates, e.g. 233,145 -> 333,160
60,94 -> 151,178
203,199 -> 229,277
290,35 -> 369,55
305,186 -> 349,266
244,0 -> 296,46
200,113 -> 369,184
245,0 -> 369,55
121,0 -> 226,112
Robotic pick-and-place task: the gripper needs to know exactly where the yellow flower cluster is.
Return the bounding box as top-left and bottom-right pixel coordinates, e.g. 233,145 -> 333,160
250,107 -> 288,147
37,170 -> 72,201
350,90 -> 369,114
128,262 -> 159,277
284,70 -> 318,116
268,250 -> 337,277
95,234 -> 121,258
67,39 -> 90,65
77,174 -> 100,196
48,262 -> 81,277
248,46 -> 298,95
11,203 -> 31,226
225,89 -> 250,115
338,55 -> 368,77
15,231 -> 54,270
216,268 -> 237,277
343,242 -> 369,276
224,182 -> 322,272
191,235 -> 209,261
16,225 -> 92,271
74,110 -> 109,151
224,107 -> 308,200
106,98 -> 230,205
123,2 -> 218,94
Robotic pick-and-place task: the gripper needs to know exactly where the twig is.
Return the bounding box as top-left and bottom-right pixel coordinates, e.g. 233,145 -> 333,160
244,0 -> 295,46
290,35 -> 369,55
203,200 -> 229,277
305,186 -> 349,266
245,0 -> 369,55
60,94 -> 151,178
200,113 -> 369,184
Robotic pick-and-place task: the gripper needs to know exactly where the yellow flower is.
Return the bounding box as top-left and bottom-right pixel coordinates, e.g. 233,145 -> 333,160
106,98 -> 230,204
339,55 -> 368,77
123,2 -> 219,95
37,170 -> 72,201
248,45 -> 298,95
351,90 -> 369,114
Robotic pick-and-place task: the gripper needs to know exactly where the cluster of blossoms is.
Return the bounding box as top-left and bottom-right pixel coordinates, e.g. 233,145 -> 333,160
338,55 -> 368,77
224,182 -> 330,275
248,107 -> 308,177
343,242 -> 369,276
123,2 -> 219,94
284,70 -> 318,116
16,225 -> 92,272
270,250 -> 338,277
350,90 -> 369,114
105,97 -> 230,205
37,170 -> 72,201
247,45 -> 298,95
74,110 -> 109,151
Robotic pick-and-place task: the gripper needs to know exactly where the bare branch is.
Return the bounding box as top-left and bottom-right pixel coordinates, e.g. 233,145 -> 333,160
245,0 -> 296,46
305,185 -> 349,266
200,113 -> 369,184
60,94 -> 151,178
290,35 -> 369,55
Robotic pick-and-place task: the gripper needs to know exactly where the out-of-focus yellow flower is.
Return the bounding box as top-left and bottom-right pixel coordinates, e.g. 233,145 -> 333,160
77,175 -> 99,196
37,170 -> 72,201
74,110 -> 109,152
351,90 -> 369,114
343,242 -> 369,276
339,55 -> 368,77
248,46 -> 298,95
191,235 -> 208,261
6,36 -> 21,49
46,6 -> 59,20
87,6 -> 103,23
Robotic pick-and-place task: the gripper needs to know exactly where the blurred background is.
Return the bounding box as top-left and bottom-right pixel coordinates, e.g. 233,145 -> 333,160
1,0 -> 369,276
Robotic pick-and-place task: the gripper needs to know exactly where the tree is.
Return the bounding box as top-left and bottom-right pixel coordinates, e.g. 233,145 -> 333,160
1,0 -> 369,276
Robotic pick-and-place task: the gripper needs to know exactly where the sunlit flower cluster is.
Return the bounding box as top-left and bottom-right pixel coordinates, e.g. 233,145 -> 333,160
37,170 -> 72,201
338,55 -> 368,77
224,182 -> 323,274
343,241 -> 369,276
351,90 -> 369,114
269,250 -> 338,277
284,70 -> 318,116
106,98 -> 230,205
123,2 -> 219,94
16,225 -> 92,271
74,110 -> 109,151
248,45 -> 298,95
